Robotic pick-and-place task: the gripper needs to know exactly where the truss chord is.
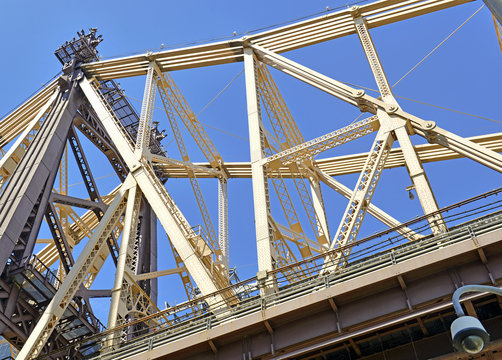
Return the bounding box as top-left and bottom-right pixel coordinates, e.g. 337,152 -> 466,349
340,80 -> 500,123
82,0 -> 474,79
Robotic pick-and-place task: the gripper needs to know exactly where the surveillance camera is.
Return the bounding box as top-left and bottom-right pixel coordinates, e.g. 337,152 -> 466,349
451,315 -> 489,354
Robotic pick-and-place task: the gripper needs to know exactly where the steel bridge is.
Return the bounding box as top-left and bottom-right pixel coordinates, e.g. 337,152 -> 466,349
0,0 -> 501,359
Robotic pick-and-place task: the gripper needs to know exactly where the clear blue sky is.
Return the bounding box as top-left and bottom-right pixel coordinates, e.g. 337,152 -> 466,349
0,0 -> 501,322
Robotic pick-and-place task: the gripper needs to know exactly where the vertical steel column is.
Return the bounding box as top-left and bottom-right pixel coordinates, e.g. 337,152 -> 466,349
243,47 -> 276,293
107,185 -> 141,346
352,12 -> 445,234
136,62 -> 157,156
218,178 -> 229,271
148,204 -> 158,304
107,185 -> 140,326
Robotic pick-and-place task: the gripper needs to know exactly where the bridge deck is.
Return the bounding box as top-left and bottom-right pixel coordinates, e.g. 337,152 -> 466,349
43,204 -> 502,360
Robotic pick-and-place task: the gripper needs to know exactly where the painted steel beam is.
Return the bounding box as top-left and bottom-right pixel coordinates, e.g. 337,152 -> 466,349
0,90 -> 58,189
0,84 -> 81,274
79,76 -> 230,301
263,116 -> 379,171
243,48 -> 276,289
51,192 -> 106,212
104,221 -> 502,360
81,0 -> 473,79
352,13 -> 444,233
152,132 -> 502,178
0,79 -> 58,148
314,167 -> 420,240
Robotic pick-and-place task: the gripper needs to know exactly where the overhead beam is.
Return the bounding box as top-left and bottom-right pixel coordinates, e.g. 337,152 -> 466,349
133,268 -> 186,281
51,192 -> 106,212
152,132 -> 502,178
81,0 -> 473,79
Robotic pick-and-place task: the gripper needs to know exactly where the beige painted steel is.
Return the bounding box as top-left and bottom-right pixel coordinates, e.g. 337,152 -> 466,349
327,124 -> 395,268
314,168 -> 420,240
80,77 -> 230,301
352,14 -> 444,233
1,0 -> 497,354
310,178 -> 331,243
263,116 -> 379,171
155,64 -> 223,270
135,62 -> 157,155
0,79 -> 58,148
0,89 -> 59,188
81,0 -> 473,79
253,43 -> 502,180
244,48 -> 276,289
107,185 -> 141,331
133,267 -> 186,281
152,132 -> 502,178
218,178 -> 229,271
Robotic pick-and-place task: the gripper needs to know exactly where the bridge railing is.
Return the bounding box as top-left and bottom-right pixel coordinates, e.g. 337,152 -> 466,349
35,187 -> 502,359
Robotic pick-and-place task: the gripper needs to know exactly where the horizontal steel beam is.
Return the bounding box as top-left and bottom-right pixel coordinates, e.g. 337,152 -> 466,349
152,132 -> 502,178
51,192 -> 107,212
133,268 -> 186,282
81,0 -> 473,79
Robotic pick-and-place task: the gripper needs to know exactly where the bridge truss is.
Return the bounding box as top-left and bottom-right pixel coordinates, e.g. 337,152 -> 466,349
0,0 -> 501,358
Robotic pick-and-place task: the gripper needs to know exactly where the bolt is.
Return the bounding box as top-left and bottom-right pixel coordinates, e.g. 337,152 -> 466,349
386,105 -> 398,114
350,5 -> 361,17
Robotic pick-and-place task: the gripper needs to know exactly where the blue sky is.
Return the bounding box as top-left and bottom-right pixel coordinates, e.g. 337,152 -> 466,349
1,0 -> 501,322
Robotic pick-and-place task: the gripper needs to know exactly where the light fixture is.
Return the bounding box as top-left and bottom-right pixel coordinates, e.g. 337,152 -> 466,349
405,185 -> 415,200
450,285 -> 502,354
451,315 -> 489,353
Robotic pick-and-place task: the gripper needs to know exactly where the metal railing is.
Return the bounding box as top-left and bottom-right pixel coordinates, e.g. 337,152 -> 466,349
34,187 -> 502,359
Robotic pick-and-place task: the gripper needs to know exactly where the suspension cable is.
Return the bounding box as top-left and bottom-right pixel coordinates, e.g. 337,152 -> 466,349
392,5 -> 485,88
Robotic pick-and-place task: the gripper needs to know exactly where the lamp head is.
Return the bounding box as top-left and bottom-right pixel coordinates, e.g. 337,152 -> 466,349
451,315 -> 489,354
